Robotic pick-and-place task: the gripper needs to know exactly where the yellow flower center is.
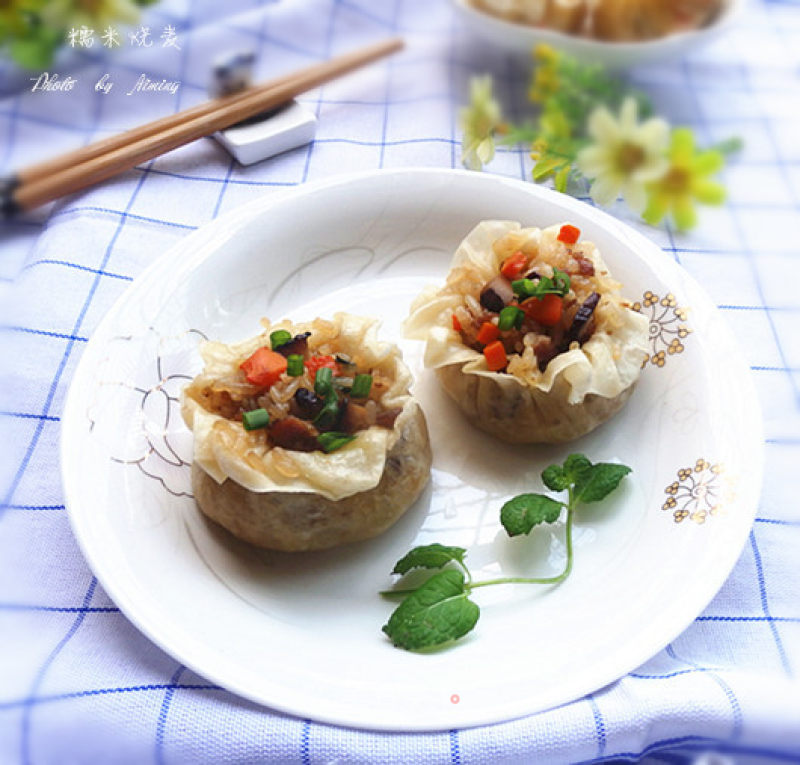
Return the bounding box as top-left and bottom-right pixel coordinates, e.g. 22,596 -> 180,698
662,167 -> 690,193
79,0 -> 114,13
615,142 -> 646,174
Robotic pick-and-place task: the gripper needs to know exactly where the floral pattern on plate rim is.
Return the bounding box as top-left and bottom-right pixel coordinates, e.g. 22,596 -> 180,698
632,290 -> 692,368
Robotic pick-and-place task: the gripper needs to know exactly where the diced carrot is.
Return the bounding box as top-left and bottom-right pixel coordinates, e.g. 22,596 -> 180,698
305,354 -> 338,380
452,313 -> 462,332
501,251 -> 528,280
476,321 -> 500,345
557,224 -> 580,245
521,294 -> 564,327
240,347 -> 288,388
483,340 -> 507,371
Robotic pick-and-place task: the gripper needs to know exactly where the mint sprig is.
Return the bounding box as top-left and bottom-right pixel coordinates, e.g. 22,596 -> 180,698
391,543 -> 468,576
382,570 -> 480,651
381,454 -> 631,652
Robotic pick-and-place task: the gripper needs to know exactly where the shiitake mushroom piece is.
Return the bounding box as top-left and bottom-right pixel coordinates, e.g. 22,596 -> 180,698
479,275 -> 514,313
274,331 -> 311,357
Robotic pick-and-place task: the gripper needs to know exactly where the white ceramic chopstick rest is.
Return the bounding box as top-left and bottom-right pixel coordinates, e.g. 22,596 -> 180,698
213,100 -> 318,165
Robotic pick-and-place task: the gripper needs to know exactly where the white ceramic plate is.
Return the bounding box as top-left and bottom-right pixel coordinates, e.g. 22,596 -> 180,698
62,169 -> 762,731
452,0 -> 743,67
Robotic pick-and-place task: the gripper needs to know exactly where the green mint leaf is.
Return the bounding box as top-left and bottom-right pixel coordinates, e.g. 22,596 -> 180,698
573,463 -> 632,504
391,544 -> 468,576
541,465 -> 569,492
563,453 -> 593,486
382,570 -> 480,650
500,493 -> 564,536
541,453 -> 592,492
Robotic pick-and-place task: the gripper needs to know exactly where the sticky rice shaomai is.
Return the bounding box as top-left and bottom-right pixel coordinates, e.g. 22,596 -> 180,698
404,220 -> 649,443
181,313 -> 431,551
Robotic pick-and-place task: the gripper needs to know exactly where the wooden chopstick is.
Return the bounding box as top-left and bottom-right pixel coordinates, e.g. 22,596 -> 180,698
4,37 -> 403,215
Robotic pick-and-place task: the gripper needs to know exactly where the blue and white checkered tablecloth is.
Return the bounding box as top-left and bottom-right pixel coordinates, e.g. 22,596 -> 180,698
1,0 -> 799,762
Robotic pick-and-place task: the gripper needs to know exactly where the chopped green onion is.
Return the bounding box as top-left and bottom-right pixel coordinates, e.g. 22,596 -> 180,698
512,271 -> 570,301
270,329 -> 292,350
314,366 -> 333,395
317,431 -> 356,453
286,354 -> 304,376
350,373 -> 373,399
552,268 -> 571,296
511,278 -> 535,299
242,408 -> 270,431
498,306 -> 524,331
313,391 -> 340,429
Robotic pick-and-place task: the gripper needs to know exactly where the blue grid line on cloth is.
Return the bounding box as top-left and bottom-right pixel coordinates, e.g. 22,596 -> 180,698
586,694 -> 607,758
664,642 -> 743,740
695,616 -> 800,623
13,163 -> 157,760
104,155 -> 800,190
0,604 -> 119,613
136,167 -> 298,186
629,667 -> 719,680
300,719 -> 311,765
448,728 -> 461,765
376,0 -> 400,169
18,577 -> 98,764
154,665 -> 187,765
0,683 -> 223,712
45,205 -> 201,230
0,163 -> 153,517
738,64 -> 799,211
576,736 -> 800,764
0,412 -> 60,422
0,504 -> 65,511
748,530 -> 791,674
3,326 -> 88,343
172,0 -> 195,113
22,259 -> 134,282
5,101 -> 800,132
756,517 -> 800,526
680,23 -> 800,418
221,20 -> 321,60
211,158 -> 236,219
1,92 -> 21,168
299,0 -> 338,184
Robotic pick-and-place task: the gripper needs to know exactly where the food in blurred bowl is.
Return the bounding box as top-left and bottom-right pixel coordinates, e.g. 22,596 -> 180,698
471,0 -> 724,40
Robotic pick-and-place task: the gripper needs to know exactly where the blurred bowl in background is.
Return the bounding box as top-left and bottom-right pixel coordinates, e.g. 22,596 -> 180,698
451,0 -> 744,67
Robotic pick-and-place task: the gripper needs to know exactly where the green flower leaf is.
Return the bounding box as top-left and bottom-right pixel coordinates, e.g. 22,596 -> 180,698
573,463 -> 632,504
554,165 -> 571,193
382,570 -> 480,650
391,544 -> 468,576
500,493 -> 564,536
532,156 -> 565,180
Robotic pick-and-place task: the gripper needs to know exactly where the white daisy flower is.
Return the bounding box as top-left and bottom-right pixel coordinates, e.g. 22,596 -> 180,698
577,97 -> 670,213
460,76 -> 502,172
